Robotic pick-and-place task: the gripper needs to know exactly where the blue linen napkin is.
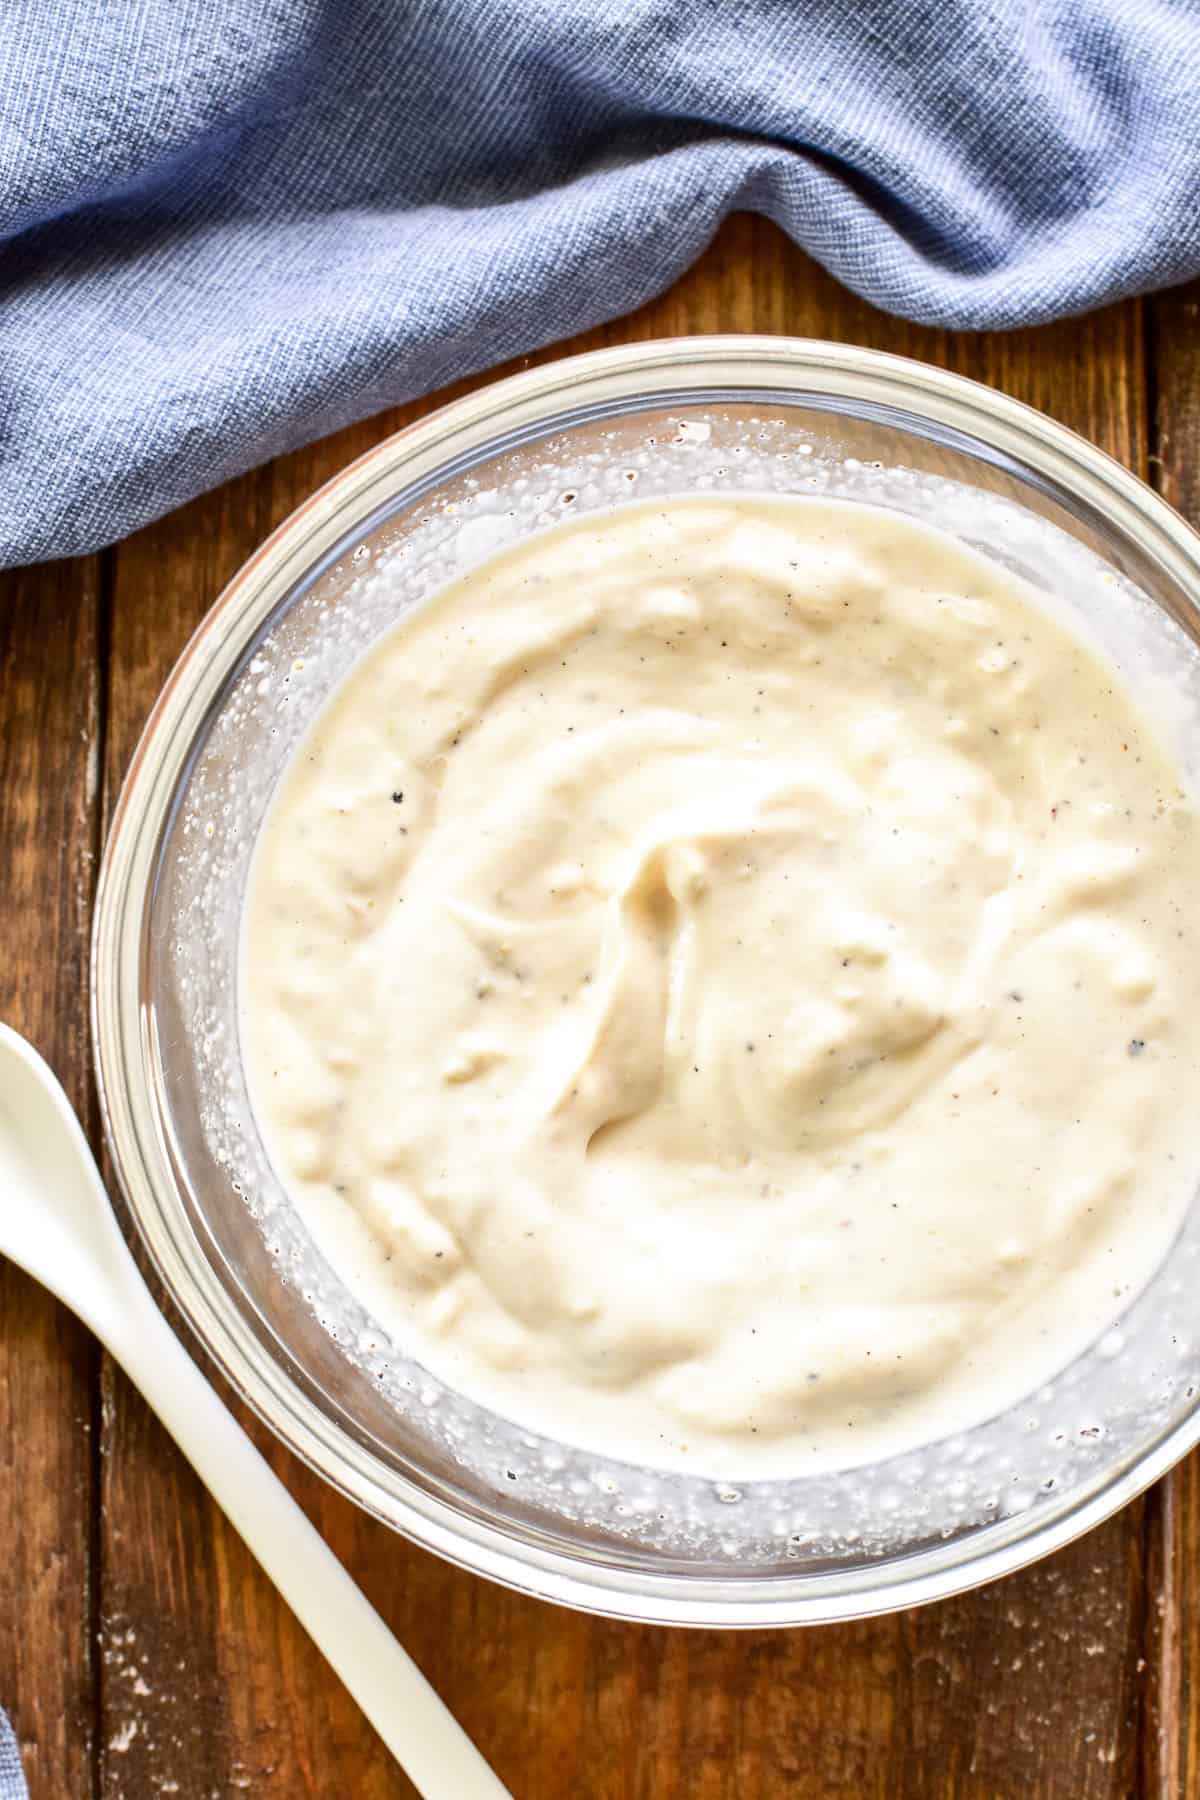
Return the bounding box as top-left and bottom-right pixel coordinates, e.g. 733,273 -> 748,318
0,1709 -> 26,1800
1,0 -> 1199,567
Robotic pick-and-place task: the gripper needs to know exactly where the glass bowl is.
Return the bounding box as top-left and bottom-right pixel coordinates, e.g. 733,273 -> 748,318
92,336 -> 1200,1626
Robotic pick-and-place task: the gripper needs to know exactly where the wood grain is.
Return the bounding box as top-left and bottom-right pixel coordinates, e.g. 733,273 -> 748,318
0,555 -> 104,1799
1140,277 -> 1200,1800
88,212 -> 1161,1798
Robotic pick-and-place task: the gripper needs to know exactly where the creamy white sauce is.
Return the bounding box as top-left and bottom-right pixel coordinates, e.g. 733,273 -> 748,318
243,497 -> 1200,1477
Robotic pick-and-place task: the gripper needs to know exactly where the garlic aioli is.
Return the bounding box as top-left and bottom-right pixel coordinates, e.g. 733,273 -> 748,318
243,497 -> 1200,1476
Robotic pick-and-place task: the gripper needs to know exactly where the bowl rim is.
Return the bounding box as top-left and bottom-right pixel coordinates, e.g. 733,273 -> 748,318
92,332 -> 1200,1627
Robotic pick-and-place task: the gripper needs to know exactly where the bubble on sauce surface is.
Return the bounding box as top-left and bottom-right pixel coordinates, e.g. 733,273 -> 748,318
164,407 -> 1200,1568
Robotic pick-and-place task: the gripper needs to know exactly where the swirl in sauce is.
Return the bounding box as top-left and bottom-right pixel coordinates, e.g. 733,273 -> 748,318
244,498 -> 1200,1475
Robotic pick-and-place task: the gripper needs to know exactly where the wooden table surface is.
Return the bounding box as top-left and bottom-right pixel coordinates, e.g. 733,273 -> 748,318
3,215 -> 1200,1800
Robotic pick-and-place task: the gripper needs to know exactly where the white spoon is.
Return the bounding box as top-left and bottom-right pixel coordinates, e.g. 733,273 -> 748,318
0,1023 -> 511,1800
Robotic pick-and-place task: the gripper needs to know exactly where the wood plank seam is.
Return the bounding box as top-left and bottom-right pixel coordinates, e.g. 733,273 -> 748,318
1138,284 -> 1200,1800
86,545 -> 115,1800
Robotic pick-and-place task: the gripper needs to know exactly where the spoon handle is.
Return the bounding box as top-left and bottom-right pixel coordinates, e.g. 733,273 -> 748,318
100,1265 -> 512,1800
